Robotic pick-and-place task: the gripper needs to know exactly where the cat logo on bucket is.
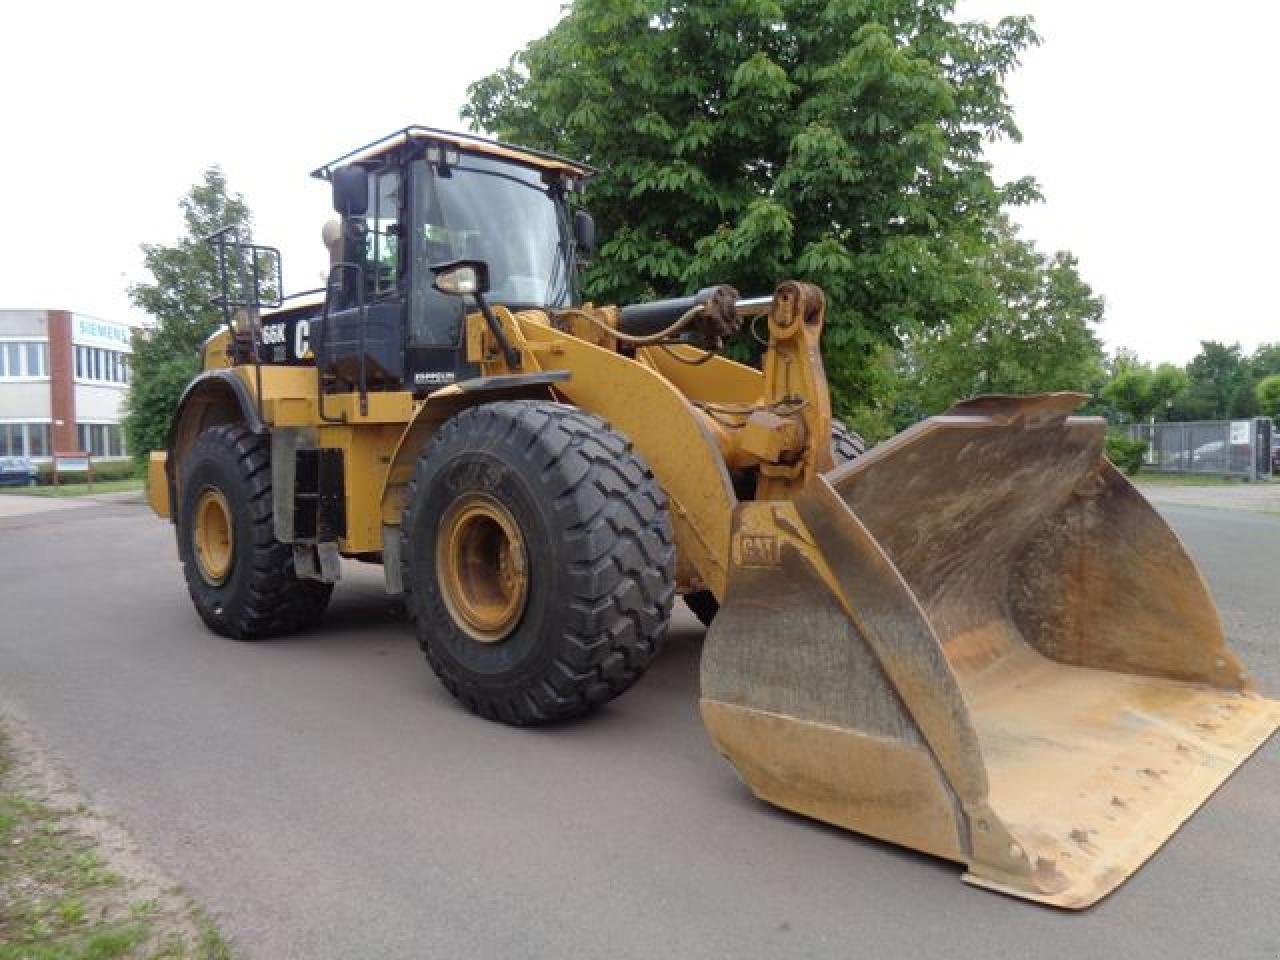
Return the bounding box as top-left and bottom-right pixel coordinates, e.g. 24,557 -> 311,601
737,533 -> 780,568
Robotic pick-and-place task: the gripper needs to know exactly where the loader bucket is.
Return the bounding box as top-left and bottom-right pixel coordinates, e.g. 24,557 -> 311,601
700,393 -> 1280,908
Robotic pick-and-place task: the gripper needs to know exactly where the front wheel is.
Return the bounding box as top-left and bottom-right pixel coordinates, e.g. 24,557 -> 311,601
176,424 -> 332,640
401,401 -> 675,725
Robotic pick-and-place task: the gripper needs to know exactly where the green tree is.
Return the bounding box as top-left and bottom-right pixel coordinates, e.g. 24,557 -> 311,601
1102,366 -> 1152,422
1256,374 -> 1280,419
1249,342 -> 1280,380
1102,359 -> 1188,423
125,168 -> 253,465
1229,342 -> 1280,422
465,0 -> 1040,419
892,217 -> 1104,421
1149,363 -> 1190,419
1170,341 -> 1247,420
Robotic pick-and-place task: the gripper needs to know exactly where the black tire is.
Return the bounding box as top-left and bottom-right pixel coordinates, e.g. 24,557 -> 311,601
684,419 -> 867,628
176,424 -> 332,640
400,401 -> 675,725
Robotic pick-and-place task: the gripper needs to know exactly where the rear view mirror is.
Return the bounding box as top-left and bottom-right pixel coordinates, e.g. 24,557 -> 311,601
431,259 -> 491,297
332,166 -> 369,217
574,210 -> 596,256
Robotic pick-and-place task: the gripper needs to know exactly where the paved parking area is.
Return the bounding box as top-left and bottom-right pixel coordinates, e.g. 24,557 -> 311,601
1137,479 -> 1280,514
0,498 -> 1277,959
0,492 -> 91,518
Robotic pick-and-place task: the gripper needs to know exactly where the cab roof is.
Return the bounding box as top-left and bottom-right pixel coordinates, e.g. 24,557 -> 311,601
310,126 -> 595,182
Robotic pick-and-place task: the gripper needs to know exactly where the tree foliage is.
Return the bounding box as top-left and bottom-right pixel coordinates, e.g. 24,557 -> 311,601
1096,340 -> 1280,427
1256,374 -> 1280,419
125,168 -> 252,465
891,216 -> 1104,423
1101,359 -> 1188,423
1164,341 -> 1251,421
1248,343 -> 1280,381
465,0 -> 1040,417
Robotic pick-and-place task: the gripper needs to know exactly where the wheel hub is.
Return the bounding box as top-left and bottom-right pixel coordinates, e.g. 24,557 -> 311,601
436,494 -> 529,643
193,487 -> 234,585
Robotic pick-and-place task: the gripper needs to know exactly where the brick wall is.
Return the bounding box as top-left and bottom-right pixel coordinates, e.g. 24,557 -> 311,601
47,310 -> 78,453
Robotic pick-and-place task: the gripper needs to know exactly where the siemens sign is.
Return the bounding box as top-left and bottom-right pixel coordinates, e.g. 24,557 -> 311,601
74,316 -> 132,350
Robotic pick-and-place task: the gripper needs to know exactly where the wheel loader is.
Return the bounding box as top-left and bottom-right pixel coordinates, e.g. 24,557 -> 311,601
148,126 -> 1279,908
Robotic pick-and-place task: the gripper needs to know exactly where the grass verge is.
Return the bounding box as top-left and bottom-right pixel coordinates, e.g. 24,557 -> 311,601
0,479 -> 143,498
1132,471 -> 1252,487
0,721 -> 234,959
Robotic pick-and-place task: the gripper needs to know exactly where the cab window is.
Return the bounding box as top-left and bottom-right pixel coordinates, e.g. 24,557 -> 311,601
365,169 -> 402,299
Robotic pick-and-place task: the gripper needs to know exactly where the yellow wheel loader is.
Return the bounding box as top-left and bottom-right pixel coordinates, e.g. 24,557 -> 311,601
149,126 -> 1279,908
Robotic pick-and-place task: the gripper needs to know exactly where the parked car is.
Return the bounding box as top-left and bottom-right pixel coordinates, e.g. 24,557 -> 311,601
0,456 -> 38,487
1191,440 -> 1226,463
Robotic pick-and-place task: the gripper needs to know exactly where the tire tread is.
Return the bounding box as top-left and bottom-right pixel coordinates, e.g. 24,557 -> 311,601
401,401 -> 675,724
180,424 -> 332,640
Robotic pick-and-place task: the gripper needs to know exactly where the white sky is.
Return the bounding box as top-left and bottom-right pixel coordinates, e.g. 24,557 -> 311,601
2,0 -> 1275,364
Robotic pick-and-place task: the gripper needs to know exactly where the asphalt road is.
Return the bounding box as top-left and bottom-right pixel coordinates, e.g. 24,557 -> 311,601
1,495 -> 1278,959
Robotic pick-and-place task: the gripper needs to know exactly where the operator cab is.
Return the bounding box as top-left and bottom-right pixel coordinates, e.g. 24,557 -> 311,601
232,127 -> 596,397
315,127 -> 596,395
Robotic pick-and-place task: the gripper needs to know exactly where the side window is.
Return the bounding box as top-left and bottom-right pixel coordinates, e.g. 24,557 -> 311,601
365,170 -> 402,299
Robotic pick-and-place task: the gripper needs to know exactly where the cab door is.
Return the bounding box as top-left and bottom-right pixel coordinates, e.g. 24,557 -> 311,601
319,164 -> 407,391
403,158 -> 479,392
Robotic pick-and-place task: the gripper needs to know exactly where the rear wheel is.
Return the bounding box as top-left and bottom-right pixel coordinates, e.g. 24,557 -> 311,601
684,419 -> 867,627
401,400 -> 675,725
176,424 -> 332,640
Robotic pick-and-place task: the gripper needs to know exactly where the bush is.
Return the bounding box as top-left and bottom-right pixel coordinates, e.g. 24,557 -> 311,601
35,459 -> 140,485
1105,433 -> 1148,476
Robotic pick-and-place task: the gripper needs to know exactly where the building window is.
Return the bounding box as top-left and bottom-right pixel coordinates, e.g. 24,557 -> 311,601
0,341 -> 47,378
29,424 -> 49,457
0,423 -> 52,457
73,345 -> 131,384
26,343 -> 46,377
76,423 -> 126,458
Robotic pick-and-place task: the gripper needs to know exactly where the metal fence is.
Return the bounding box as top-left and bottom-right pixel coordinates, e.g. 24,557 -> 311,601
1127,418 -> 1273,480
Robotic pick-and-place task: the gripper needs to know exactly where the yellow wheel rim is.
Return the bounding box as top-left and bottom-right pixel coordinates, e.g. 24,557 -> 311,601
436,494 -> 529,643
194,487 -> 234,585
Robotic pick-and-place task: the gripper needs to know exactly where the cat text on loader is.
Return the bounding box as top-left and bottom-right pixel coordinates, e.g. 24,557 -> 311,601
148,127 -> 1279,908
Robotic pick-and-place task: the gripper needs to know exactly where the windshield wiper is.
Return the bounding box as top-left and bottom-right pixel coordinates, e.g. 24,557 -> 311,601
450,163 -> 551,196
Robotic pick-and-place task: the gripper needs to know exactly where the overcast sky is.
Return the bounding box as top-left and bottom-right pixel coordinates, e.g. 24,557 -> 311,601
2,0 -> 1274,364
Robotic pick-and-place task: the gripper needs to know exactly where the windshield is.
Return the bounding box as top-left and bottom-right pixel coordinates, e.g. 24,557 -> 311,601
412,155 -> 574,320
